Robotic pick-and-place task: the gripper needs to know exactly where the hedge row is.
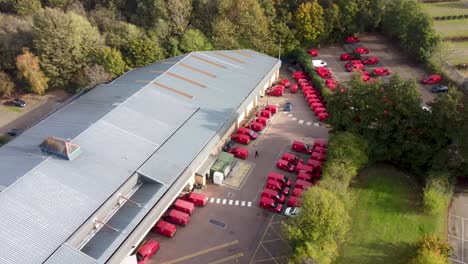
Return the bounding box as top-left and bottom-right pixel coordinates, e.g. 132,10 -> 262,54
433,14 -> 468,20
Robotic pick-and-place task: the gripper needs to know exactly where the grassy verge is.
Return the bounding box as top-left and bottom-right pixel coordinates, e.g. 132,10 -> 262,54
433,20 -> 468,38
337,164 -> 446,264
6,106 -> 23,113
422,2 -> 468,17
448,41 -> 468,65
0,135 -> 9,146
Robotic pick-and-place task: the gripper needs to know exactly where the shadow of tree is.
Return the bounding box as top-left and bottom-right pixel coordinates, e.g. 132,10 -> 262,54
337,240 -> 416,264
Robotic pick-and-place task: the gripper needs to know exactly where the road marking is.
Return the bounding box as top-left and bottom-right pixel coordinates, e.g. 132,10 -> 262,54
235,200 -> 239,206
210,198 -> 215,203
162,240 -> 239,264
229,200 -> 233,205
292,117 -> 297,121
250,215 -> 274,264
306,122 -> 312,126
287,114 -> 293,117
222,199 -> 227,204
247,202 -> 252,207
314,122 -> 319,127
216,198 -> 221,204
298,120 -> 304,124
207,253 -> 244,264
241,201 -> 245,206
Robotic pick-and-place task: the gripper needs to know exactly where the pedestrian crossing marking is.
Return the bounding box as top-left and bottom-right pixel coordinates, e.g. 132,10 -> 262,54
209,198 -> 253,207
306,122 -> 312,126
229,200 -> 233,205
210,197 -> 215,203
292,117 -> 297,121
314,122 -> 319,127
287,114 -> 293,117
235,200 -> 239,206
247,202 -> 252,207
216,198 -> 221,204
298,120 -> 304,124
222,199 -> 227,204
241,201 -> 246,206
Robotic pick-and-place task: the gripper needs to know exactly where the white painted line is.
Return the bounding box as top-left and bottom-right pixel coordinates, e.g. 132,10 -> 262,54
216,198 -> 221,204
292,117 -> 297,121
287,114 -> 293,117
222,199 -> 227,204
449,257 -> 464,264
314,122 -> 319,127
229,200 -> 233,205
210,198 -> 215,203
298,120 -> 304,124
247,202 -> 252,207
306,122 -> 312,126
241,201 -> 246,206
235,200 -> 239,206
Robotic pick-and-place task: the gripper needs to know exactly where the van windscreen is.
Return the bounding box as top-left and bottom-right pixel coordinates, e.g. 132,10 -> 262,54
283,176 -> 289,183
249,130 -> 255,136
276,192 -> 283,200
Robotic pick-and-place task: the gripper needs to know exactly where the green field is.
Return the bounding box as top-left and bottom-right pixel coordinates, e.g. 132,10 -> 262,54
433,20 -> 468,38
422,2 -> 468,17
448,41 -> 468,65
337,165 -> 446,264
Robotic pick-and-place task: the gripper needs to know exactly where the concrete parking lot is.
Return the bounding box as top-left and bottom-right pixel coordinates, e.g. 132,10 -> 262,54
147,67 -> 329,264
316,33 -> 435,105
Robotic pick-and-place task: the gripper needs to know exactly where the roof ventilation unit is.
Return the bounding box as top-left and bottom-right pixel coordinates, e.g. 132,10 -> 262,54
39,137 -> 81,160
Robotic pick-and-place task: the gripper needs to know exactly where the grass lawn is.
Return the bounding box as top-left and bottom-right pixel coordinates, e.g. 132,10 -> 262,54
422,2 -> 468,17
433,20 -> 468,38
336,164 -> 446,264
447,41 -> 468,65
6,106 -> 23,113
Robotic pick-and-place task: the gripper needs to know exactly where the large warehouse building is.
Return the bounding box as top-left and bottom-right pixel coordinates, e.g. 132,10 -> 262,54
0,50 -> 280,263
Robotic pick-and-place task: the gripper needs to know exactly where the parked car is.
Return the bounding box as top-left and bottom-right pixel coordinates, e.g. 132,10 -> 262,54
281,152 -> 303,166
164,209 -> 190,226
431,85 -> 449,93
276,159 -> 295,173
261,188 -> 286,204
259,196 -> 282,213
421,74 -> 441,84
284,102 -> 293,112
266,88 -> 284,96
317,70 -> 333,79
280,79 -> 290,87
314,139 -> 328,148
295,163 -> 314,174
249,121 -> 264,132
308,49 -> 319,57
284,207 -> 301,217
292,187 -> 305,197
290,84 -> 298,93
313,107 -> 327,116
346,61 -> 364,72
182,192 -> 208,207
345,36 -> 360,43
295,179 -> 313,190
152,220 -> 177,237
266,104 -> 278,114
237,127 -> 258,139
287,196 -> 301,207
260,109 -> 272,119
173,199 -> 195,215
266,179 -> 290,195
228,147 -> 249,159
311,151 -> 326,162
256,116 -> 269,126
317,112 -> 329,121
7,128 -> 22,137
325,79 -> 338,89
9,98 -> 26,107
312,60 -> 327,68
292,140 -> 313,154
314,146 -> 327,154
362,57 -> 379,65
137,239 -> 160,264
267,172 -> 292,187
340,53 -> 355,61
373,67 -> 391,76
355,47 -> 370,54
230,134 -> 250,145
307,158 -> 324,168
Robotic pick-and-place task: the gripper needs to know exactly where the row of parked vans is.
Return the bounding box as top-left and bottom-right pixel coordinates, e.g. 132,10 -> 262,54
291,71 -> 329,121
230,105 -> 278,146
266,79 -> 299,96
259,139 -> 329,214
135,192 -> 208,264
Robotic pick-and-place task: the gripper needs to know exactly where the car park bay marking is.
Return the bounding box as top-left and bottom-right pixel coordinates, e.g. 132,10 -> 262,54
207,252 -> 244,264
292,117 -> 297,121
306,122 -> 312,126
162,240 -> 239,264
298,120 -> 304,124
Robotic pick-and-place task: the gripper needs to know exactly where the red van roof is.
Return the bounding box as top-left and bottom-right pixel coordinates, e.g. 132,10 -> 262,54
138,239 -> 160,256
268,172 -> 285,178
168,209 -> 190,221
174,199 -> 195,214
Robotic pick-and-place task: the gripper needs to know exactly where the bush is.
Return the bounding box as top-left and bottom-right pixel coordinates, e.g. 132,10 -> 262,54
409,249 -> 448,264
0,135 -> 8,146
423,172 -> 453,215
0,71 -> 16,97
409,234 -> 452,264
93,47 -> 128,77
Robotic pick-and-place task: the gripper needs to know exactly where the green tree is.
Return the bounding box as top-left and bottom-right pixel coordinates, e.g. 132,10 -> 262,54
43,0 -> 73,8
14,0 -> 41,15
272,22 -> 300,57
322,3 -> 343,42
135,0 -> 168,29
282,187 -> 350,264
0,13 -> 33,71
403,14 -> 439,62
123,37 -> 164,67
336,0 -> 358,35
166,0 -> 192,36
294,1 -> 325,45
211,17 -> 239,49
93,47 -> 127,77
423,172 -> 453,215
180,29 -> 213,53
15,48 -> 48,95
409,249 -> 448,264
33,8 -> 103,88
0,71 -> 16,97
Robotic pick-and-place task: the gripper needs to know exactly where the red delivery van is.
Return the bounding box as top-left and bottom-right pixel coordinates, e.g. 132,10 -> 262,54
276,159 -> 295,173
314,139 -> 328,148
228,147 -> 249,159
259,197 -> 282,213
231,134 -> 250,145
267,172 -> 292,187
261,188 -> 286,204
137,239 -> 160,264
256,116 -> 269,126
290,84 -> 298,93
292,141 -> 313,154
295,163 -> 313,174
314,107 -> 327,116
292,187 -> 304,197
260,110 -> 272,119
314,147 -> 327,154
183,192 -> 208,207
266,179 -> 290,195
287,196 -> 301,207
311,152 -> 326,162
297,170 -> 313,181
307,158 -> 323,168
266,104 -> 278,114
173,199 -> 195,215
164,209 -> 190,226
152,220 -> 176,237
250,122 -> 264,132
281,152 -> 303,166
295,179 -> 313,190
237,127 -> 258,139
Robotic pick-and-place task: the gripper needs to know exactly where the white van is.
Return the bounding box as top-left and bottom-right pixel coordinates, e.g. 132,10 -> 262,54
312,60 -> 327,68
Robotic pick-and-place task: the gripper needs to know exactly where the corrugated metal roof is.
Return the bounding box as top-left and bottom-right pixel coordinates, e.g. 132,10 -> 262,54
0,50 -> 280,263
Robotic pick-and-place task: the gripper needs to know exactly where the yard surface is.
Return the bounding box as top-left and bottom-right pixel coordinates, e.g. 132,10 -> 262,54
337,164 -> 446,264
